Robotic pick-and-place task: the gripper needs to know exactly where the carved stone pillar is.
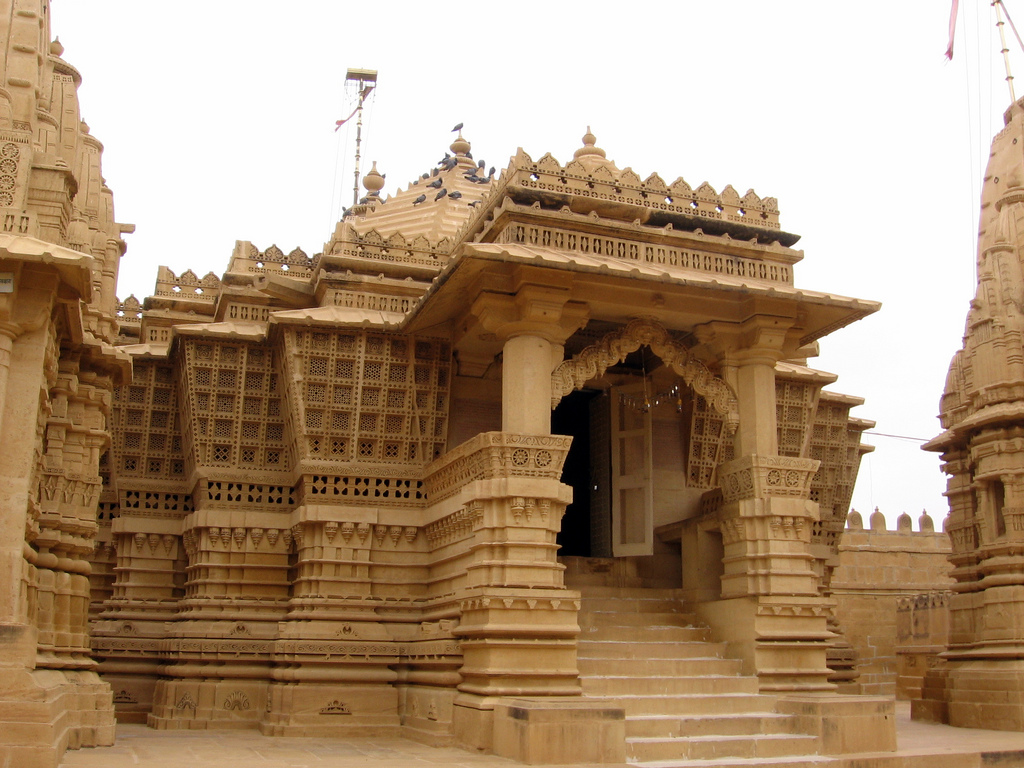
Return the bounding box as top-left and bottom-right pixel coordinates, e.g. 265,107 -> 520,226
446,275 -> 591,750
697,317 -> 832,693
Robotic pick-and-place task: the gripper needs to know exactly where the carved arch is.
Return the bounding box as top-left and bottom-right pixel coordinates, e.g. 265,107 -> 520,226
550,318 -> 739,434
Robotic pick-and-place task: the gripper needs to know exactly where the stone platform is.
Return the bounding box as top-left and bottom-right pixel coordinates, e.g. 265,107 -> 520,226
56,703 -> 1024,768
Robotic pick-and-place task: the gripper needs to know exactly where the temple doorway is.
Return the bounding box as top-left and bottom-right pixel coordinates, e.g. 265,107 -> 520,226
552,388 -> 610,557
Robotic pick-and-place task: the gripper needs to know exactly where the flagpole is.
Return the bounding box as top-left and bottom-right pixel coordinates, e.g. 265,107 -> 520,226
344,69 -> 378,207
994,1 -> 1017,103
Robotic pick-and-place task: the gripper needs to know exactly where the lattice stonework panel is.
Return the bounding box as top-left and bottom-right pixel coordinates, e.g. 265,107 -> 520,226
776,379 -> 816,458
178,341 -> 290,473
688,394 -> 727,489
282,329 -> 451,470
808,396 -> 858,551
110,360 -> 187,481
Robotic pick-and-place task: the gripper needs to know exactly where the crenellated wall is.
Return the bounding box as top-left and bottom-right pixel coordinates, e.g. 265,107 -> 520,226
830,509 -> 953,698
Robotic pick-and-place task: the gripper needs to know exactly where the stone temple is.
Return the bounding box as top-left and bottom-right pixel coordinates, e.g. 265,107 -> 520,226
3,2 -> 1024,768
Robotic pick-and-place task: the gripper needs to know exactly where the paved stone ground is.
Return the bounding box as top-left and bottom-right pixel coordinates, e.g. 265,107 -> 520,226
58,703 -> 1024,768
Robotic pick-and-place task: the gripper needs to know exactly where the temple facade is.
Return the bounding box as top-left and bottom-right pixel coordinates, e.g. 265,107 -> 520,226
86,123 -> 888,758
921,94 -> 1024,732
0,3 -> 937,767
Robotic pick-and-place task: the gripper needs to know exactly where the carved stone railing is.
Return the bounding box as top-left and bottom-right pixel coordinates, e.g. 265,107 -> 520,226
423,432 -> 573,503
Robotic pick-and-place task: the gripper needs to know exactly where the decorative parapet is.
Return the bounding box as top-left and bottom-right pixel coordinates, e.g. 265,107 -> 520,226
423,432 -> 573,502
324,223 -> 454,275
718,455 -> 820,504
116,295 -> 142,324
495,147 -> 784,235
845,508 -> 950,538
551,317 -> 739,433
153,266 -> 221,301
226,241 -> 317,280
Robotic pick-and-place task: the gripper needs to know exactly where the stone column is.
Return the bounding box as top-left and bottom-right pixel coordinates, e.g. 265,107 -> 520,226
698,317 -> 832,693
450,281 -> 591,751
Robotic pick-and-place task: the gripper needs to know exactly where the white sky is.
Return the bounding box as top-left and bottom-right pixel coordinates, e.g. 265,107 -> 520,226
49,1 -> 1024,528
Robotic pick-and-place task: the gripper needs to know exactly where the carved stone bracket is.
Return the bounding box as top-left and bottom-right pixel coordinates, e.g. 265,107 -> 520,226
719,454 -> 820,503
550,317 -> 739,433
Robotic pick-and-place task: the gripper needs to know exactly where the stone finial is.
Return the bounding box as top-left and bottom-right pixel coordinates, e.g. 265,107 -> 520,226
50,38 -> 64,57
363,161 -> 385,199
870,507 -> 886,531
919,509 -> 935,533
450,132 -> 471,157
846,509 -> 863,531
574,126 -> 608,162
897,512 -> 912,532
942,514 -> 951,533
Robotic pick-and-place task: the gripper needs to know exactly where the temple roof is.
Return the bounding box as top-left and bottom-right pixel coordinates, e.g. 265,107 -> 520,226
349,133 -> 496,242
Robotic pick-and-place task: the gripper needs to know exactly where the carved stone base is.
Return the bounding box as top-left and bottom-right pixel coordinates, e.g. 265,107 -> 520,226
699,595 -> 835,693
259,681 -> 401,736
396,684 -> 457,746
455,587 -> 582,697
0,665 -> 115,768
946,659 -> 1024,730
148,678 -> 268,730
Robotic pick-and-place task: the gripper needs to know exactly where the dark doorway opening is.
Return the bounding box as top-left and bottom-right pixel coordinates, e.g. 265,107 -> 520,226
553,389 -> 601,557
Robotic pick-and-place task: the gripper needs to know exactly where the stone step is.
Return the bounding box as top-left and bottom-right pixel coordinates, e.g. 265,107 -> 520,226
578,640 -> 729,659
628,732 -> 820,762
629,753 -> 837,768
597,693 -> 770,717
573,585 -> 686,599
580,624 -> 712,642
625,712 -> 794,738
578,656 -> 739,677
579,596 -> 690,614
582,675 -> 759,697
579,610 -> 700,627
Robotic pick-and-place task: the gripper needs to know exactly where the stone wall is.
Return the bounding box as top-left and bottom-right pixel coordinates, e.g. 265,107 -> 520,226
830,509 -> 953,698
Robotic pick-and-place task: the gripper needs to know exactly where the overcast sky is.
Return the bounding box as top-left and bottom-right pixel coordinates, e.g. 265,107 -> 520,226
49,1 -> 1022,528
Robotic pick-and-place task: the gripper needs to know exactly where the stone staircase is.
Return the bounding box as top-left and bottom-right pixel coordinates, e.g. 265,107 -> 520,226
576,586 -> 832,767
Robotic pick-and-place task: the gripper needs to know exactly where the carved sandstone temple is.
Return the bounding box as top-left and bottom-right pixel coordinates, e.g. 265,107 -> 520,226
0,4 -> 131,767
0,3 -> 914,766
920,94 -> 1024,732
86,124 -> 890,762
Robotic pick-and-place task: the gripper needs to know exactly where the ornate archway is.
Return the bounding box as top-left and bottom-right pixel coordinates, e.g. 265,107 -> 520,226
550,317 -> 739,435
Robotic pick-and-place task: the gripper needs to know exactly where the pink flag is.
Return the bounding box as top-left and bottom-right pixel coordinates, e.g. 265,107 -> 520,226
334,105 -> 359,132
946,0 -> 960,60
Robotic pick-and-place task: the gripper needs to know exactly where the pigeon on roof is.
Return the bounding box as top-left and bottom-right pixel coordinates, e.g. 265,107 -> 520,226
413,194 -> 426,205
468,200 -> 480,208
449,191 -> 462,200
477,159 -> 485,169
488,166 -> 496,177
451,122 -> 463,132
427,178 -> 443,188
434,189 -> 447,201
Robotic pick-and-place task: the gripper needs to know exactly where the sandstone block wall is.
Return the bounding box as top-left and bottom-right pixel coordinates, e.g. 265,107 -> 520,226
830,511 -> 953,698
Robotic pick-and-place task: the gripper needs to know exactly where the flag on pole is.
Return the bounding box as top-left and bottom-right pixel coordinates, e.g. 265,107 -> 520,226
334,86 -> 374,131
335,105 -> 358,131
946,0 -> 960,59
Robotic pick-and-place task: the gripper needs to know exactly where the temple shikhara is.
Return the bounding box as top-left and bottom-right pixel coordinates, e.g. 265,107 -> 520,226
3,2 -> 1024,768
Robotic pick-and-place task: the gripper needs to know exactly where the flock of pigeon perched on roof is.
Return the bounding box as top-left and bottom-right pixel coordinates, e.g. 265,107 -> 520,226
408,123 -> 495,206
